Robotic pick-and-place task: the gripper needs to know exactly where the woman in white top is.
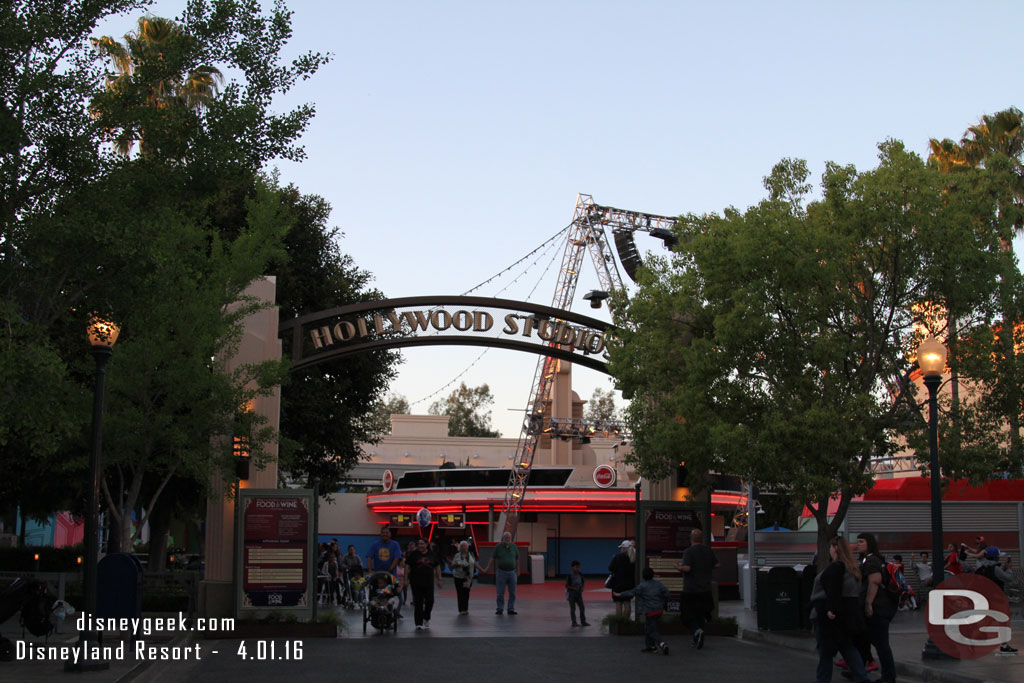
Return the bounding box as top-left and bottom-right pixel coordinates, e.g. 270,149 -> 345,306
448,540 -> 484,615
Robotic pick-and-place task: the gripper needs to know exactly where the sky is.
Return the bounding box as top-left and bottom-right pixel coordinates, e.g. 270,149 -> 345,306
103,1 -> 1024,437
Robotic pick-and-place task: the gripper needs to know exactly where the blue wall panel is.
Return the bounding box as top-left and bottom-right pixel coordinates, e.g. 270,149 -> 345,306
552,538 -> 623,576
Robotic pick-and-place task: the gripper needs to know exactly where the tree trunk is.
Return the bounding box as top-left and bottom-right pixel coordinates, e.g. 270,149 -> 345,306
119,514 -> 133,555
147,503 -> 172,572
814,505 -> 831,571
813,490 -> 855,571
105,504 -> 122,554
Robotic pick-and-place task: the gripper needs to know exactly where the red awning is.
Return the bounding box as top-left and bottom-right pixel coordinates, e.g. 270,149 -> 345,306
862,476 -> 1024,502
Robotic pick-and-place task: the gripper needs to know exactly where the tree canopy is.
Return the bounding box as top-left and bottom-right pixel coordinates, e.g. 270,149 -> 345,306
584,386 -> 621,427
429,383 -> 501,437
0,0 -> 377,549
608,141 -> 1007,561
273,186 -> 400,492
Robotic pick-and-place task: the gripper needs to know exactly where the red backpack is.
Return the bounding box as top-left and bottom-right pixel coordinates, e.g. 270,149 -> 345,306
881,562 -> 913,607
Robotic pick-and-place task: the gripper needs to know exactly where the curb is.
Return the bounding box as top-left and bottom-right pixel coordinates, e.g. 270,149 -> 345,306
737,627 -> 989,683
114,631 -> 195,683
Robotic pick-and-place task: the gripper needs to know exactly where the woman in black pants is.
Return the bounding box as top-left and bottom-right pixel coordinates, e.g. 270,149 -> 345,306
405,538 -> 442,629
448,540 -> 484,615
608,540 -> 636,619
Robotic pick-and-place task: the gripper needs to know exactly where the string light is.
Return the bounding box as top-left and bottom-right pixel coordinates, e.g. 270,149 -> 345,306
409,224 -> 569,407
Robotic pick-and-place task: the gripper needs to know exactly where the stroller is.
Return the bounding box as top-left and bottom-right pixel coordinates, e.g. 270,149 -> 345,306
342,566 -> 365,610
0,579 -> 56,662
362,572 -> 399,634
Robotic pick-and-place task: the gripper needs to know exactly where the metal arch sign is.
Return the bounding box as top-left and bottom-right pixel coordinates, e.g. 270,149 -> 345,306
278,295 -> 614,374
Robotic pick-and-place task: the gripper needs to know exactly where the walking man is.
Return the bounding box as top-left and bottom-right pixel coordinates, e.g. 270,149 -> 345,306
484,531 -> 520,615
675,528 -> 719,650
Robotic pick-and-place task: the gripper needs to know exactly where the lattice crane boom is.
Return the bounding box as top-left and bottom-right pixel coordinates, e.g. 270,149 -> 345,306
499,195 -> 678,538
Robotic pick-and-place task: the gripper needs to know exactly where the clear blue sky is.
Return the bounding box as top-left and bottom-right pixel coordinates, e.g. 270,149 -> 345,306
106,1 -> 1024,437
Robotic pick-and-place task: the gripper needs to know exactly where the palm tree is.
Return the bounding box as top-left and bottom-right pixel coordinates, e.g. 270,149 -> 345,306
91,16 -> 223,156
930,107 -> 1024,240
960,107 -> 1024,170
928,107 -> 1024,464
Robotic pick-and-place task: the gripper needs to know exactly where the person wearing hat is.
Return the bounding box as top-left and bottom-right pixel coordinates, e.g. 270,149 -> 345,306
608,539 -> 637,619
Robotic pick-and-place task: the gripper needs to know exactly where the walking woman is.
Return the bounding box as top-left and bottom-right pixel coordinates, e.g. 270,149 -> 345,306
856,532 -> 897,683
449,540 -> 484,615
608,540 -> 636,619
810,537 -> 869,683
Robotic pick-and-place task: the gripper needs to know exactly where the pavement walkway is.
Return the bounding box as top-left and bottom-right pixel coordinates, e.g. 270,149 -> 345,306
1,580 -> 1020,682
722,601 -> 1023,683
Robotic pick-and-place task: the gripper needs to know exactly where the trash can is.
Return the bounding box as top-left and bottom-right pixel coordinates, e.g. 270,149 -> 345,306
97,553 -> 143,623
528,554 -> 545,584
755,566 -> 801,631
799,564 -> 817,630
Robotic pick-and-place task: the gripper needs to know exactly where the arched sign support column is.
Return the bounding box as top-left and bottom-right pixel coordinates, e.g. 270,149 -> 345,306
200,277 -> 282,619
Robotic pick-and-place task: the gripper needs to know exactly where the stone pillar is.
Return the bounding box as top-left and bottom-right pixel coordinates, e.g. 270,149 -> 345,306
200,277 -> 282,618
550,360 -> 572,465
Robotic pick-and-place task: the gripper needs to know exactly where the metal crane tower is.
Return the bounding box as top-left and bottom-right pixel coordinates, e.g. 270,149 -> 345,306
498,194 -> 678,538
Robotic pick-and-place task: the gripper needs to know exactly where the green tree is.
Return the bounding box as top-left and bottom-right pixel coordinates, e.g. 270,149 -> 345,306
366,394 -> 411,436
584,387 -> 621,428
272,186 -> 400,492
609,143 -> 1003,564
429,383 -> 501,437
99,181 -> 290,550
1,0 -> 148,538
0,0 -> 330,547
927,108 -> 1024,476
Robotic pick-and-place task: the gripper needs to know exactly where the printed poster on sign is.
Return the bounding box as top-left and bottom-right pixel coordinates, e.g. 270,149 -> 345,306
236,490 -> 315,619
639,503 -> 705,611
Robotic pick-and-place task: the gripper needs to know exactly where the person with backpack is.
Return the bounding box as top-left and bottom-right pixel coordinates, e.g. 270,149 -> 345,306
856,533 -> 896,683
888,554 -> 916,610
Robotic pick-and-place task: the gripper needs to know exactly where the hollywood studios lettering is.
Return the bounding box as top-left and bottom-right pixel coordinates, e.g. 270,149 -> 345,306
308,310 -> 608,356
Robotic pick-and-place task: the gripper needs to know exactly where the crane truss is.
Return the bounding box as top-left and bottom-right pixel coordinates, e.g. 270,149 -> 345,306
499,195 -> 678,537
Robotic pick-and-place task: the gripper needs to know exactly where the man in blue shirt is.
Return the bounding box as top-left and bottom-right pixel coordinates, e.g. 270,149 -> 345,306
366,527 -> 402,574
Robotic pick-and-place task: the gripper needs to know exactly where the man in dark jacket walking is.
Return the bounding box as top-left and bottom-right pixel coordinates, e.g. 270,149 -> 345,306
676,528 -> 719,650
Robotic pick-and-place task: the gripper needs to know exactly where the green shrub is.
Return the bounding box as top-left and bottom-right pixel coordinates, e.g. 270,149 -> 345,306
0,545 -> 86,571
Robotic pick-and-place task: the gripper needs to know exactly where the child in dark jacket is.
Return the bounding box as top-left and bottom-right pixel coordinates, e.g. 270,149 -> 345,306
566,560 -> 590,626
615,567 -> 670,655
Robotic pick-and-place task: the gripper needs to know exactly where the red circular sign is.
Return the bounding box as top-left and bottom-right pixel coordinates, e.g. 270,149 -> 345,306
593,465 -> 616,488
925,572 -> 1012,659
382,469 -> 395,492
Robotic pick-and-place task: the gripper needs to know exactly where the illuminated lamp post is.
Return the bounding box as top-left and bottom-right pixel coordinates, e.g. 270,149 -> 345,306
918,335 -> 949,660
64,318 -> 119,671
81,317 -> 118,667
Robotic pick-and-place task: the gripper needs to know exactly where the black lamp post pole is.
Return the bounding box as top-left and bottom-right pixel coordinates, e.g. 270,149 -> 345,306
922,373 -> 952,660
925,374 -> 943,599
84,346 -> 112,621
634,479 -> 642,586
67,345 -> 112,672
